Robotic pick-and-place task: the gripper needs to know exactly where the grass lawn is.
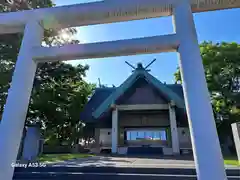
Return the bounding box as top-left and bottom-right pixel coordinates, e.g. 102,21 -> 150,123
38,153 -> 95,162
224,157 -> 240,166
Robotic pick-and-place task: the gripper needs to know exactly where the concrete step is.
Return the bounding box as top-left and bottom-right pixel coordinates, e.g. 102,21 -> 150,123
13,166 -> 240,179
13,172 -> 240,180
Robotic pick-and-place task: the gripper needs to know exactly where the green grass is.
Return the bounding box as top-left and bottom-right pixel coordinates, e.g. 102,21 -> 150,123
38,153 -> 95,162
224,157 -> 240,166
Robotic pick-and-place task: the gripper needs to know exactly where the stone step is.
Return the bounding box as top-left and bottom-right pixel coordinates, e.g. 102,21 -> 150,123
14,166 -> 240,176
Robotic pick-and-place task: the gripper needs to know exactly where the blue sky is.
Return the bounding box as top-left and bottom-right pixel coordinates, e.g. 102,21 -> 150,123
55,0 -> 240,86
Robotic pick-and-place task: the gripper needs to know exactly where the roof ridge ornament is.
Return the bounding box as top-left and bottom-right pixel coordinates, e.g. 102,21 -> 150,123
136,62 -> 144,70
125,58 -> 156,72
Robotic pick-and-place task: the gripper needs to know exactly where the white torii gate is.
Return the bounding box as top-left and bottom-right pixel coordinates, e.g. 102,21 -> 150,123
0,0 -> 239,179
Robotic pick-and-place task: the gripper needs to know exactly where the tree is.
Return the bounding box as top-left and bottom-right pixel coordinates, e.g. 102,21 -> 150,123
174,41 -> 240,141
0,0 -> 69,118
0,1 -> 94,146
30,62 -> 95,145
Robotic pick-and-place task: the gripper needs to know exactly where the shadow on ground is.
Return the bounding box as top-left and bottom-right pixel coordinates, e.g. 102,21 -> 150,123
48,155 -> 134,167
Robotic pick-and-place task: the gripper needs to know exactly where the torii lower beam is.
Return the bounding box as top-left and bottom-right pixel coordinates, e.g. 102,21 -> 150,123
32,34 -> 179,62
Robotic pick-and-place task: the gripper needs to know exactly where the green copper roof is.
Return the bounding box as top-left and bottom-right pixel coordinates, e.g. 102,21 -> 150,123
92,67 -> 185,119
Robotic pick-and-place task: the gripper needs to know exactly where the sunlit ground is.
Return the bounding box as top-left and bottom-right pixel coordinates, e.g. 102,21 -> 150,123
37,153 -> 240,166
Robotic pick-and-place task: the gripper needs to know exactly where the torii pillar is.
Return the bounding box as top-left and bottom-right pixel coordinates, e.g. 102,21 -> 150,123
0,21 -> 43,180
173,1 -> 227,180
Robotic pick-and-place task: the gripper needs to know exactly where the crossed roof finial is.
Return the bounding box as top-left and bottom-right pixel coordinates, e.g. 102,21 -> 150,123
125,58 -> 156,72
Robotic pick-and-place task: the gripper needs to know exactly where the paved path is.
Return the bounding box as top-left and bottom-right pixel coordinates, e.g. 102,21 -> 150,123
14,156 -> 240,179
46,155 -> 238,169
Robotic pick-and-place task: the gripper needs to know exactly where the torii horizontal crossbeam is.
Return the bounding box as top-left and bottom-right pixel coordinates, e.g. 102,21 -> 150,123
32,34 -> 179,62
0,0 -> 240,34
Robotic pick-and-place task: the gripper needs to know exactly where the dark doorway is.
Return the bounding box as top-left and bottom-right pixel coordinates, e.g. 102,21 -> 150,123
127,146 -> 163,155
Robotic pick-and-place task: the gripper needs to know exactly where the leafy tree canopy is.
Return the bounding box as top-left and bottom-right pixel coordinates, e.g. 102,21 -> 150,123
174,41 -> 240,139
0,0 -> 95,145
